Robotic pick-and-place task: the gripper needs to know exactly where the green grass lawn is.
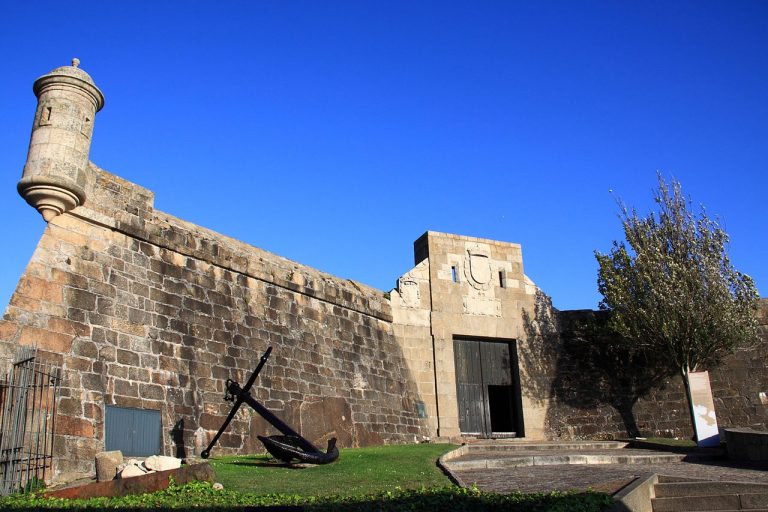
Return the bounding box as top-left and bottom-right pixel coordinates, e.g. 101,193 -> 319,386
0,443 -> 614,510
209,443 -> 457,496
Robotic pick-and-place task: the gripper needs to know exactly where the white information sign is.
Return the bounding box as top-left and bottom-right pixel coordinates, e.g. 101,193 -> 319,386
688,371 -> 720,447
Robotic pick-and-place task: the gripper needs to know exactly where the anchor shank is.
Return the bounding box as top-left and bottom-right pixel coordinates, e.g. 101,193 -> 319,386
200,396 -> 244,459
200,346 -> 272,458
233,383 -> 319,453
241,346 -> 273,394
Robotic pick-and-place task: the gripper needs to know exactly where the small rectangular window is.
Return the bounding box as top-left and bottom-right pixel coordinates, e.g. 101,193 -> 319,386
39,106 -> 52,126
451,266 -> 458,283
499,271 -> 505,288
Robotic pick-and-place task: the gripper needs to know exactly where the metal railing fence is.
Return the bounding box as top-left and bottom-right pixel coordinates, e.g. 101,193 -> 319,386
0,346 -> 61,495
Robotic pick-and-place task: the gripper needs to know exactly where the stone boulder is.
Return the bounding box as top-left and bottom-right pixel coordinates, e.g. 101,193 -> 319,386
144,455 -> 182,472
95,450 -> 123,482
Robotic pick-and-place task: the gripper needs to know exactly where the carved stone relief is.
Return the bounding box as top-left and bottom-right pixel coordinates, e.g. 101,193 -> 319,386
398,278 -> 421,308
462,295 -> 502,316
464,244 -> 493,291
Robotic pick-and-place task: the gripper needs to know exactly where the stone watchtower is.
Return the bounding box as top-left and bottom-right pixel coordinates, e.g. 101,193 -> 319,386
18,59 -> 104,221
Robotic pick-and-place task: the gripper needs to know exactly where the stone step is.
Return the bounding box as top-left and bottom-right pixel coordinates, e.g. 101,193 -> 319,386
446,451 -> 685,470
657,475 -> 710,483
462,441 -> 629,452
457,447 -> 676,460
732,492 -> 768,510
655,481 -> 768,498
652,493 -> 768,512
653,494 -> 741,512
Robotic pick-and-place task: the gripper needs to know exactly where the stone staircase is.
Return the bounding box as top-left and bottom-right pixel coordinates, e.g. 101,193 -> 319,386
439,440 -> 768,511
651,476 -> 768,512
441,440 -> 688,470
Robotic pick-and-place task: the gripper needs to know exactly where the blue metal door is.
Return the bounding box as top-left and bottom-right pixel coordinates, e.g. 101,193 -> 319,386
105,406 -> 161,456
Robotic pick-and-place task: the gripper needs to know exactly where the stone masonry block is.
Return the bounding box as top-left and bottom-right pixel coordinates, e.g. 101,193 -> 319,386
64,288 -> 97,311
52,268 -> 88,289
72,339 -> 98,358
57,415 -> 94,438
17,275 -> 63,304
113,380 -> 138,397
0,321 -> 19,342
116,349 -> 140,366
20,326 -> 74,353
48,317 -> 90,337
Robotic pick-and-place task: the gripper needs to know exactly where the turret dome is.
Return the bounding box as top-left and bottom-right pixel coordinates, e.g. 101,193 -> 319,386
44,62 -> 96,84
33,58 -> 104,111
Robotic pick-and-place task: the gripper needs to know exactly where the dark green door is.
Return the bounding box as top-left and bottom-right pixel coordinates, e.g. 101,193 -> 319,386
454,339 -> 486,435
453,339 -> 521,437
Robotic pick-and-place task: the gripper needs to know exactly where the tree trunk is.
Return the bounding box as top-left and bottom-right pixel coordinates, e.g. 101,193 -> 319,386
617,399 -> 641,438
681,366 -> 698,441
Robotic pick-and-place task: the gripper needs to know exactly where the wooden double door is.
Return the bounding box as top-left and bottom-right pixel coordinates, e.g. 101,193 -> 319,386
453,338 -> 523,437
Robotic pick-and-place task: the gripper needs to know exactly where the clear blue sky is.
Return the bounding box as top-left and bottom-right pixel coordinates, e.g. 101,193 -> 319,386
1,1 -> 766,311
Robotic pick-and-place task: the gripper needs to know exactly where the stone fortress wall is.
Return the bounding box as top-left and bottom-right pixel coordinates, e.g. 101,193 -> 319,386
2,61 -> 766,482
542,303 -> 768,440
1,160 -> 430,480
0,61 -> 428,481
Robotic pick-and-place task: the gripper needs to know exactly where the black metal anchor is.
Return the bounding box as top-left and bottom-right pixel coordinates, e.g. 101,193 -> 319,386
200,346 -> 339,464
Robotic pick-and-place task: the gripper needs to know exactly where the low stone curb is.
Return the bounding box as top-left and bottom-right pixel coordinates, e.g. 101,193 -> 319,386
437,445 -> 472,488
725,428 -> 768,463
608,473 -> 658,512
439,444 -> 471,462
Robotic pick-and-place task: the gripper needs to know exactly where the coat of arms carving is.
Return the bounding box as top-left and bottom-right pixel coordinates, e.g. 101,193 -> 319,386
399,278 -> 421,308
464,246 -> 493,291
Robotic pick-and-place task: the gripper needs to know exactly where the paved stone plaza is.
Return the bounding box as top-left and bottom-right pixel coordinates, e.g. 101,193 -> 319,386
453,460 -> 768,494
441,440 -> 768,495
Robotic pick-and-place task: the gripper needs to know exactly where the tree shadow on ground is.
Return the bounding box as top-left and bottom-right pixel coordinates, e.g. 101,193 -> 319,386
227,459 -> 308,469
520,290 -> 674,438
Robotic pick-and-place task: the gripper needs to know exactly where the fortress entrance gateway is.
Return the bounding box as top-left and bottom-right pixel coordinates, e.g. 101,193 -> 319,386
454,338 -> 524,437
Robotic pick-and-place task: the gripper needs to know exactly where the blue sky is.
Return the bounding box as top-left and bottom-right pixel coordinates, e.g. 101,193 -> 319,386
1,1 -> 766,311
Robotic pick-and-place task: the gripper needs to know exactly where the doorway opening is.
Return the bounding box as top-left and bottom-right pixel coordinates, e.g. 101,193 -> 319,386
453,338 -> 524,438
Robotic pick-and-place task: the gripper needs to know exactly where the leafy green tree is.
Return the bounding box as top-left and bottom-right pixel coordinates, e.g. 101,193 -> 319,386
595,174 -> 760,437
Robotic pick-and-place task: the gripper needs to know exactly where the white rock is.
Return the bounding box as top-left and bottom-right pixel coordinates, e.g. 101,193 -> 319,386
212,483 -> 224,491
144,455 -> 182,471
119,464 -> 147,479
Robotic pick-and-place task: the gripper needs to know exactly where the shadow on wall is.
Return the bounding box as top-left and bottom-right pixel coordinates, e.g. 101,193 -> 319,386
171,419 -> 186,459
520,290 -> 674,438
